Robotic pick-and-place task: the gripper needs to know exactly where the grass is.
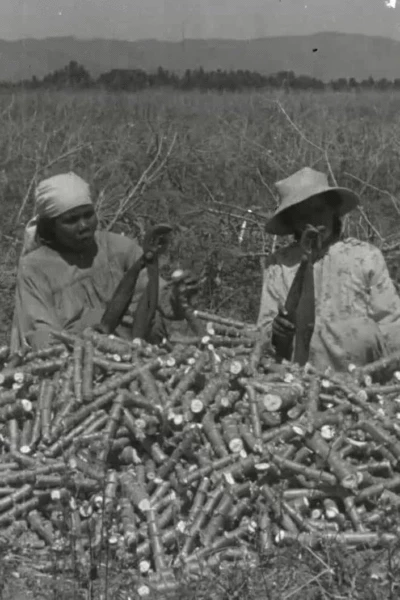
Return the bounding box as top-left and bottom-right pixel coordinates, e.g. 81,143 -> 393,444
2,87 -> 400,598
2,88 -> 400,338
1,531 -> 400,600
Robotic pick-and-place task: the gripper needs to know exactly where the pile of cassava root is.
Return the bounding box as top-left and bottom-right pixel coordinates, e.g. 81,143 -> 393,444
2,311 -> 400,595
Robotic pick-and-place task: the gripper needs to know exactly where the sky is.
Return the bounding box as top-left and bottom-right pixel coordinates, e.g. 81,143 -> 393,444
2,0 -> 400,41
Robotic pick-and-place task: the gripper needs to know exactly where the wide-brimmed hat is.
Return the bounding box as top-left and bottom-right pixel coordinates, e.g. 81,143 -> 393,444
265,167 -> 360,236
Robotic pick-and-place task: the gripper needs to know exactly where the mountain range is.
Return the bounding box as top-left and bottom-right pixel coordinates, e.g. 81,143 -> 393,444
2,32 -> 400,83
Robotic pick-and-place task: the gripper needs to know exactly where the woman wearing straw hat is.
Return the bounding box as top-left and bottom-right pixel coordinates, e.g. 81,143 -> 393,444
10,172 -> 198,353
258,167 -> 400,372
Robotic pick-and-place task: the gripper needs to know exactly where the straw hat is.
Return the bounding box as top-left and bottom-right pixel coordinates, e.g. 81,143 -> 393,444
265,167 -> 360,236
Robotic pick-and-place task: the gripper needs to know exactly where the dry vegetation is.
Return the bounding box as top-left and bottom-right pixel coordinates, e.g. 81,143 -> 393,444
2,88 -> 400,598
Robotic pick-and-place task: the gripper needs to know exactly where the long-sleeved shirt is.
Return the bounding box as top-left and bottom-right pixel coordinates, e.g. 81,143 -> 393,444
10,230 -> 177,353
257,237 -> 400,372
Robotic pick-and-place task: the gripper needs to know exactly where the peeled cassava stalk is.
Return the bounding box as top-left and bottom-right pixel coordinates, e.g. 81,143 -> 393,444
255,381 -> 304,412
244,385 -> 263,452
82,339 -> 94,403
202,412 -> 229,457
221,415 -> 244,454
98,224 -> 172,337
305,432 -> 359,491
40,379 -> 55,446
190,376 -> 229,415
73,340 -> 84,404
2,322 -> 400,592
29,379 -> 52,450
193,310 -> 258,331
55,360 -> 73,406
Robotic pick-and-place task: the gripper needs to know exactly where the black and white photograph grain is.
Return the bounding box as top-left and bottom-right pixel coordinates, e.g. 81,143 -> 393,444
1,1 -> 400,599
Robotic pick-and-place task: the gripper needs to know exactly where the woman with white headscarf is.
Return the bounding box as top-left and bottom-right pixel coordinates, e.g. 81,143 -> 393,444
11,172 -> 195,353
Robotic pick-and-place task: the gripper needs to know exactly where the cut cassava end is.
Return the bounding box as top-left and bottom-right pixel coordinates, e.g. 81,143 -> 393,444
1,324 -> 400,590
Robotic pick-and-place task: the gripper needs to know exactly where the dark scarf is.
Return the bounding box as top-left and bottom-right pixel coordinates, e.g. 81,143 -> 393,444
274,231 -> 339,366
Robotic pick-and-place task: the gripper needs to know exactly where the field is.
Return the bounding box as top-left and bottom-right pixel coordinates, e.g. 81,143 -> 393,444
2,88 -> 400,598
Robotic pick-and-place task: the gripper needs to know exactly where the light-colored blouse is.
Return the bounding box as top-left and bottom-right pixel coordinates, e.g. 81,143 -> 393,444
257,237 -> 400,371
10,230 -> 173,352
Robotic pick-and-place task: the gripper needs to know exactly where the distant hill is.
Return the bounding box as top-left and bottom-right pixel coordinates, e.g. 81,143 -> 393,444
2,32 -> 400,82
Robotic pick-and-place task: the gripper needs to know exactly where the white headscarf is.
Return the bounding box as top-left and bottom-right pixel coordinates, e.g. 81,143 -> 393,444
22,172 -> 93,256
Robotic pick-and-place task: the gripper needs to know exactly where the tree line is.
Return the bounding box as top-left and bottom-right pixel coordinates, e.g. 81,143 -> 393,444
3,61 -> 400,92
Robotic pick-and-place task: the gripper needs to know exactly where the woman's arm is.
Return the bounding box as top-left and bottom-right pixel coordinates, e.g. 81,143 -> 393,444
257,262 -> 288,336
10,261 -> 60,352
366,247 -> 400,353
110,231 -> 185,320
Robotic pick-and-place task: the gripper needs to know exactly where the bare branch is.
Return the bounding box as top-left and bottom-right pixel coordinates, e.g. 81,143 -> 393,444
344,171 -> 400,218
15,143 -> 92,224
106,132 -> 177,231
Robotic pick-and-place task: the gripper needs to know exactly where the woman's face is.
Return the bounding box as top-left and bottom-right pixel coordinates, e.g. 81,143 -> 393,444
54,205 -> 98,251
284,194 -> 338,240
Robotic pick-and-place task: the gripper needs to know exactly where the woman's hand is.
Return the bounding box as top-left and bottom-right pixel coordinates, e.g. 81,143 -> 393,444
272,306 -> 295,343
171,269 -> 202,302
